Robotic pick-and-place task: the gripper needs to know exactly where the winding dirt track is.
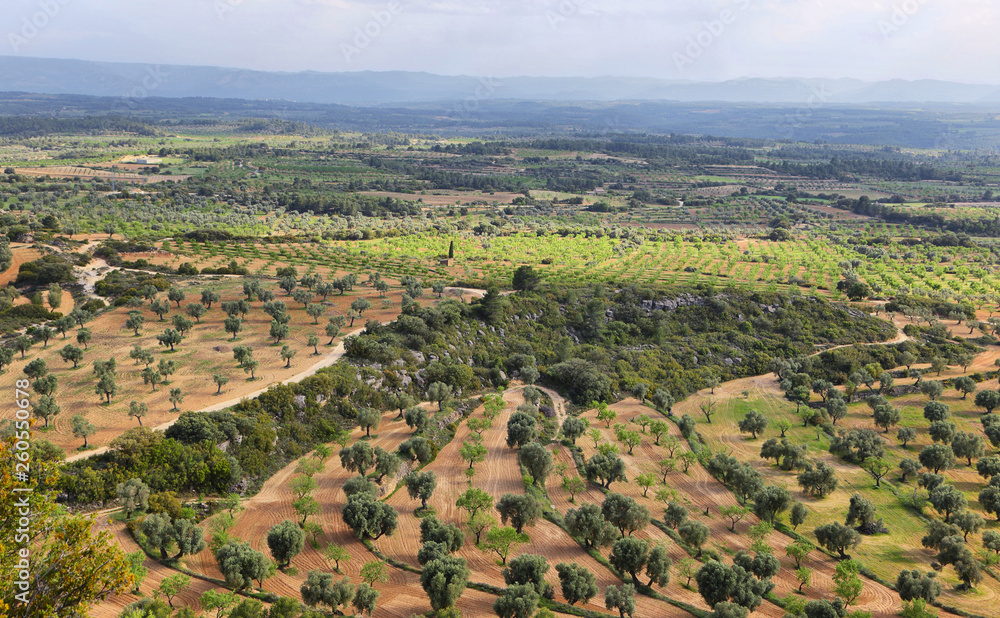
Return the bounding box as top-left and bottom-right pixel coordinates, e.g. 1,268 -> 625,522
812,326 -> 911,357
65,325 -> 366,463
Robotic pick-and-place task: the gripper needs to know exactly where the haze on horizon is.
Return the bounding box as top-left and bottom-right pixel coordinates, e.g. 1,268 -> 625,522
2,0 -> 997,84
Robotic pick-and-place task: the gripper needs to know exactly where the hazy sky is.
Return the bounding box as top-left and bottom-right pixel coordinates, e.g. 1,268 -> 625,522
5,0 -> 998,82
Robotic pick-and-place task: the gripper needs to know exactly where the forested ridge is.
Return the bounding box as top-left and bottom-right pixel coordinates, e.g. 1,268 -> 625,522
345,285 -> 896,404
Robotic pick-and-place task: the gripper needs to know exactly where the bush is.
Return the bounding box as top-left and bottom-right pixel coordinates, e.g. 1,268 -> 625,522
80,299 -> 106,313
15,255 -> 74,286
95,270 -> 170,298
0,304 -> 60,331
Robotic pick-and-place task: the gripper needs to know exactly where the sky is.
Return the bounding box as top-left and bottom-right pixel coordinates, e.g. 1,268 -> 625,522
4,0 -> 999,83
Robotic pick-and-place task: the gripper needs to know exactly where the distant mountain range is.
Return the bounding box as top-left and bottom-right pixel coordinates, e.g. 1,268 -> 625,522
3,56 -> 1000,105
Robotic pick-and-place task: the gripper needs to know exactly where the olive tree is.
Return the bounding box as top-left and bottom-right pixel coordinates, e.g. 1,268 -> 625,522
405,471 -> 437,510
420,556 -> 469,611
267,520 -> 306,568
496,493 -> 541,534
556,563 -> 598,606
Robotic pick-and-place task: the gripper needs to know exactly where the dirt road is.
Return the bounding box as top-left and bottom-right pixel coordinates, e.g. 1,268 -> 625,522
65,325 -> 366,463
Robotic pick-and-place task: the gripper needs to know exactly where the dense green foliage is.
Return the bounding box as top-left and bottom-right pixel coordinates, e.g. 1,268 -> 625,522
15,255 -> 75,286
57,364 -> 383,503
346,285 -> 895,404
